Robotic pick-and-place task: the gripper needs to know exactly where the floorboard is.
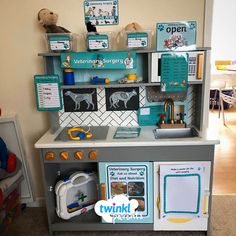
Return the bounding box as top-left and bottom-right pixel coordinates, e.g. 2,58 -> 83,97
209,107 -> 236,194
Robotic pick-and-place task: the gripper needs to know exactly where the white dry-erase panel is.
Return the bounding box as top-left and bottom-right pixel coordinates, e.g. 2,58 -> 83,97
153,161 -> 211,231
59,87 -> 145,127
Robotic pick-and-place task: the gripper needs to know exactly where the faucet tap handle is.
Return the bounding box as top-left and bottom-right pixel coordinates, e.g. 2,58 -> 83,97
177,113 -> 186,124
159,113 -> 166,124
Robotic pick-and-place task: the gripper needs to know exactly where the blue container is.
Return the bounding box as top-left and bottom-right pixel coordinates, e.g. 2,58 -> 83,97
63,69 -> 75,85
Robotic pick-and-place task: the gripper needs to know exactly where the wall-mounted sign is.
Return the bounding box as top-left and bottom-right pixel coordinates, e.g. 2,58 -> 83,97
84,0 -> 119,26
34,75 -> 62,111
61,51 -> 136,69
156,21 -> 197,51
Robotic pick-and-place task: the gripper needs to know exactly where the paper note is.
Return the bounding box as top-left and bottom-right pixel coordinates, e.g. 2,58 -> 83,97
140,108 -> 150,116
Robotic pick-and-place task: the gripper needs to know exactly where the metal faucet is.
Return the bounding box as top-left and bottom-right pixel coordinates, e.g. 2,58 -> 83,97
163,98 -> 175,124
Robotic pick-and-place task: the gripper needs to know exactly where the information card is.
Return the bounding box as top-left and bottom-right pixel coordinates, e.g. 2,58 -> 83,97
34,75 -> 62,111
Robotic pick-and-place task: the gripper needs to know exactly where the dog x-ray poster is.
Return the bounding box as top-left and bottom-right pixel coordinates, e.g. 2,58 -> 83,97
105,87 -> 139,111
63,88 -> 98,112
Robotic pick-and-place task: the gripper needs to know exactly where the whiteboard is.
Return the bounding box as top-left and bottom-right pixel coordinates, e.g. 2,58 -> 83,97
160,164 -> 204,219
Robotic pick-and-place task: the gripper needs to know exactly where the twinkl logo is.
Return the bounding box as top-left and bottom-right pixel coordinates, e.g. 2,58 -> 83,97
100,203 -> 131,213
95,195 -> 139,223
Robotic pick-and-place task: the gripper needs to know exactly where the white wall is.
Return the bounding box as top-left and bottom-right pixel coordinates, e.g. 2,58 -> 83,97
211,0 -> 236,62
0,0 -> 205,201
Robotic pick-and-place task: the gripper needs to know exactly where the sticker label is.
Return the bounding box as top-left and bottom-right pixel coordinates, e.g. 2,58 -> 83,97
50,40 -> 70,50
48,35 -> 71,51
127,32 -> 148,48
88,34 -> 109,50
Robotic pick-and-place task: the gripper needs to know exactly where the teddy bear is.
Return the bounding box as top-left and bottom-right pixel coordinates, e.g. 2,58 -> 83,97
38,8 -> 70,33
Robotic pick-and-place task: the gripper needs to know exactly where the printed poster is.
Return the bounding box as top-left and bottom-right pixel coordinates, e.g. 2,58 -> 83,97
99,162 -> 153,223
84,0 -> 119,26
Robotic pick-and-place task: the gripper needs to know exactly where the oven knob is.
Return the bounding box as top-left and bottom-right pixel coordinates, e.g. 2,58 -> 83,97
74,151 -> 84,160
45,152 -> 55,161
88,150 -> 97,160
60,151 -> 69,160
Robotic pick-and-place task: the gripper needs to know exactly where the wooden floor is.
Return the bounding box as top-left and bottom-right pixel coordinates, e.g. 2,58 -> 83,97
209,107 -> 236,194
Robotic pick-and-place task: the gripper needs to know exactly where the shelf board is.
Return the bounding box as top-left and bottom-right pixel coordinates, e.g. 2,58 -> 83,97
38,47 -> 211,57
61,82 -> 152,89
60,81 -> 202,89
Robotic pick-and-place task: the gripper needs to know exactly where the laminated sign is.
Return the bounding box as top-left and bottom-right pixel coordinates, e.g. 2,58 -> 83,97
84,0 -> 119,26
156,21 -> 197,51
61,51 -> 136,69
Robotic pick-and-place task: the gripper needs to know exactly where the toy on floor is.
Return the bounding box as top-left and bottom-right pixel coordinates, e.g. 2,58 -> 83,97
55,171 -> 98,220
37,8 -> 70,33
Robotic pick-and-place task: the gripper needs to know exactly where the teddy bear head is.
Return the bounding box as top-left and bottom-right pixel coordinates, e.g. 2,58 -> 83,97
38,8 -> 58,26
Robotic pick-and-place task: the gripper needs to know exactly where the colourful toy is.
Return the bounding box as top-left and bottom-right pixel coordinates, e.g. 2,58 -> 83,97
55,171 -> 98,220
0,137 -> 8,169
118,75 -> 143,84
91,76 -> 110,84
7,153 -> 17,173
63,69 -> 75,85
67,127 -> 93,141
0,138 -> 16,173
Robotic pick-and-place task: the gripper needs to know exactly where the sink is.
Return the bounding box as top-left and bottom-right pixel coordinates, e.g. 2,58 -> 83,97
153,127 -> 198,139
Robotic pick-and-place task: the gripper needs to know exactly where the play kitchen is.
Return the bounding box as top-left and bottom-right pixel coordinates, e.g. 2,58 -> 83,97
34,3 -> 218,236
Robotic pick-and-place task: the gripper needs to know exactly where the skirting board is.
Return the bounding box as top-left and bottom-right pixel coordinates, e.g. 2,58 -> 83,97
26,197 -> 45,207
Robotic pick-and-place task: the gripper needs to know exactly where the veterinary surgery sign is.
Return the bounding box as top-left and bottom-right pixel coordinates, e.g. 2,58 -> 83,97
84,0 -> 119,26
61,51 -> 136,69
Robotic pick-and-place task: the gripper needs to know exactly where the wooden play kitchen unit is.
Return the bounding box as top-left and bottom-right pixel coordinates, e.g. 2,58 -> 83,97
34,16 -> 218,236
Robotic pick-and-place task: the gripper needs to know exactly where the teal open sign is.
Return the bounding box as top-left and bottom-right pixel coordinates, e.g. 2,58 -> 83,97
34,75 -> 62,111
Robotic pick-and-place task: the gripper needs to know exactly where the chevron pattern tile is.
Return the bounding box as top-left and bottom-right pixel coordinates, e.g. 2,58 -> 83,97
59,86 -> 146,127
186,85 -> 195,126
